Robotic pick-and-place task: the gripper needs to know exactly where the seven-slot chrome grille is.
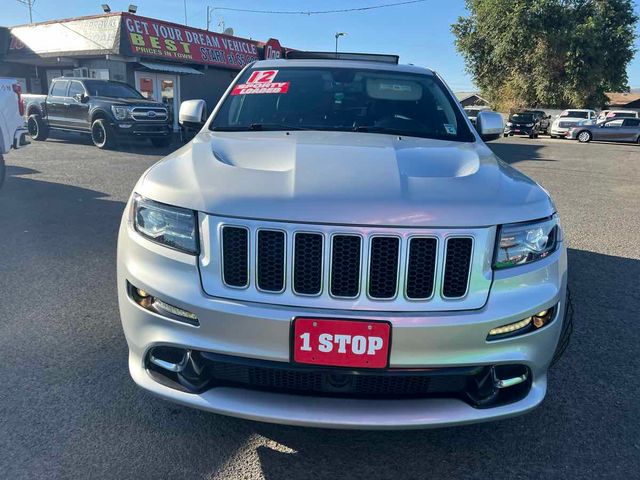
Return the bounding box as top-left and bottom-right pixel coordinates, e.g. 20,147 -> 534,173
200,216 -> 494,312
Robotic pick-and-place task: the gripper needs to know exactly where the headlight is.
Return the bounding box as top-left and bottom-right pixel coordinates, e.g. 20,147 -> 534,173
133,194 -> 199,254
494,216 -> 560,269
111,106 -> 131,120
506,122 -> 513,127
526,123 -> 534,127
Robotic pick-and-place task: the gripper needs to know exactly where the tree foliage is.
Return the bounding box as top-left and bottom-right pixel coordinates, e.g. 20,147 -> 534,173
452,0 -> 638,110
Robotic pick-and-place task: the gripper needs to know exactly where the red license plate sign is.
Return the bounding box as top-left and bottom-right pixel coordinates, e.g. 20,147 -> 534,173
293,318 -> 391,368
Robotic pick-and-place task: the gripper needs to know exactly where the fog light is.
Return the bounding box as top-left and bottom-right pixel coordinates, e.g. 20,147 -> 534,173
489,317 -> 532,336
153,299 -> 198,322
129,283 -> 199,326
488,307 -> 556,340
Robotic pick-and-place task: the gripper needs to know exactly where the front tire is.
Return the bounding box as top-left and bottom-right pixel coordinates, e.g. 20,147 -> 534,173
91,119 -> 115,149
577,131 -> 592,143
27,113 -> 49,141
150,136 -> 172,148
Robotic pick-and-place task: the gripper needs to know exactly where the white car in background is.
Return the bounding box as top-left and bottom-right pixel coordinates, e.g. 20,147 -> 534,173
550,109 -> 597,138
0,78 -> 29,186
596,109 -> 639,124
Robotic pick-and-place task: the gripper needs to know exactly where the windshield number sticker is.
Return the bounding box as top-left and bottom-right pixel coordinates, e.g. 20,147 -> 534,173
444,124 -> 457,135
232,69 -> 290,95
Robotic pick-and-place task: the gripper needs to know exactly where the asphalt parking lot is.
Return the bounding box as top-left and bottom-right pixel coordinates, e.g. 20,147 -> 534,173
1,132 -> 639,479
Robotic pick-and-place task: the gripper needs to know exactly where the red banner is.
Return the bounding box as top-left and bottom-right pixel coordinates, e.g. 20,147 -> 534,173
122,13 -> 259,69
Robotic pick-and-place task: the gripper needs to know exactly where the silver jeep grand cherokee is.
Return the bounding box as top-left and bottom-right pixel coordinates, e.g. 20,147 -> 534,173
117,53 -> 571,429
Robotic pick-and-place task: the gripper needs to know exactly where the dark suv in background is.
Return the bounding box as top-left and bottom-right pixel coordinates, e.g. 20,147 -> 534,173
524,110 -> 551,134
503,111 -> 542,138
24,78 -> 172,149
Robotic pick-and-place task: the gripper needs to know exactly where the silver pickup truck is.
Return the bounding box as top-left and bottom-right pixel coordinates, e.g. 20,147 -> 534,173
117,53 -> 571,429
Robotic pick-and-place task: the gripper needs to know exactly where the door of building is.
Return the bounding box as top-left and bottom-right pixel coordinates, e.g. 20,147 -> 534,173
134,71 -> 179,131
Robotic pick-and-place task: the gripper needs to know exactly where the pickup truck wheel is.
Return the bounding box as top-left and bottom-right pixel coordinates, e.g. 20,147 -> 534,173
27,114 -> 49,141
150,136 -> 172,148
577,131 -> 592,143
91,119 -> 115,149
0,153 -> 5,187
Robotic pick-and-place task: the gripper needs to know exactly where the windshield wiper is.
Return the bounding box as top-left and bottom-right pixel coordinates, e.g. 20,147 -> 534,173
353,125 -> 411,136
212,123 -> 307,132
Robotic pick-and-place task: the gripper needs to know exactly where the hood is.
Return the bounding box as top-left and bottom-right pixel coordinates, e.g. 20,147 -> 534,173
139,131 -> 554,227
96,96 -> 165,107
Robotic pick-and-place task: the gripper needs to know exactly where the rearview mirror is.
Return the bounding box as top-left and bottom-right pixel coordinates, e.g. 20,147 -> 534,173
476,111 -> 504,141
179,99 -> 207,129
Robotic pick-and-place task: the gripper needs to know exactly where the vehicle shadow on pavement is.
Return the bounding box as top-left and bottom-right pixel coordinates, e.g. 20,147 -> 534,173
488,141 -> 556,165
43,129 -> 181,156
242,248 -> 639,480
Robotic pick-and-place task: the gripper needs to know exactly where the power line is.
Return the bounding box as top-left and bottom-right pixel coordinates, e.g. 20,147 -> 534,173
209,0 -> 429,16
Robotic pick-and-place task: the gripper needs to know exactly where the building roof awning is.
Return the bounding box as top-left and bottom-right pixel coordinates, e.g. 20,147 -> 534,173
139,61 -> 203,75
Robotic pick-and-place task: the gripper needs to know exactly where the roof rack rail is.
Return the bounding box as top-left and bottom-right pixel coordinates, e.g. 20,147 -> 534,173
285,51 -> 399,64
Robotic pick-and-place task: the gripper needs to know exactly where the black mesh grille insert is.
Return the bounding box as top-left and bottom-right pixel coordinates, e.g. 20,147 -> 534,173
368,236 -> 400,299
206,358 -> 471,398
257,230 -> 285,292
222,227 -> 249,287
406,237 -> 437,299
330,235 -> 361,297
443,237 -> 472,298
293,233 -> 323,295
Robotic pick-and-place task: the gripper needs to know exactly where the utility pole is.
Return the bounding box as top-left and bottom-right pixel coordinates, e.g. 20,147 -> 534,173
183,0 -> 188,25
17,0 -> 35,24
206,6 -> 210,30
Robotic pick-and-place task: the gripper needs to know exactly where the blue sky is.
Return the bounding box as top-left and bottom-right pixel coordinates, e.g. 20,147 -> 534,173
4,0 -> 640,90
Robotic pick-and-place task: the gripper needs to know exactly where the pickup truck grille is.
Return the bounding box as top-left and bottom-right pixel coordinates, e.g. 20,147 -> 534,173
131,106 -> 168,122
558,121 -> 574,129
202,216 -> 492,312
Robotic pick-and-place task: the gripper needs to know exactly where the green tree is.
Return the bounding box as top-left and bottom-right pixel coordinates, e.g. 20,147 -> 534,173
452,0 -> 638,110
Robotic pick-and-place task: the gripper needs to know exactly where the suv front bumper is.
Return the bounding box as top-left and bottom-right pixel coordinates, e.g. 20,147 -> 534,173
117,214 -> 569,429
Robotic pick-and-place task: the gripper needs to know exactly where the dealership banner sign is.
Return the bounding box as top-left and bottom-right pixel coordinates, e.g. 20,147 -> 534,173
122,13 -> 259,69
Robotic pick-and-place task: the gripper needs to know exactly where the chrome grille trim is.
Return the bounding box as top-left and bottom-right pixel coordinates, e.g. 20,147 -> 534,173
367,235 -> 402,300
131,106 -> 168,122
441,236 -> 474,299
200,216 -> 494,312
292,232 -> 325,297
255,228 -> 287,294
404,236 -> 439,301
329,233 -> 364,299
220,225 -> 250,289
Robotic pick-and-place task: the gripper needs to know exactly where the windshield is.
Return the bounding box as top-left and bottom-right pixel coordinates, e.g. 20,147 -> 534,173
210,66 -> 475,142
560,110 -> 589,119
510,113 -> 534,122
84,81 -> 143,99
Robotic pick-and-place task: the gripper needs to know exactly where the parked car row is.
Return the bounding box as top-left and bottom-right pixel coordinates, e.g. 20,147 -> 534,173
464,106 -> 640,146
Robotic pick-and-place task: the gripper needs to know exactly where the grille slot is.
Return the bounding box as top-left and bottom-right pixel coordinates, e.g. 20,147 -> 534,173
368,236 -> 400,299
406,237 -> 438,299
257,230 -> 286,292
330,235 -> 362,298
293,233 -> 323,295
221,226 -> 249,288
443,237 -> 473,298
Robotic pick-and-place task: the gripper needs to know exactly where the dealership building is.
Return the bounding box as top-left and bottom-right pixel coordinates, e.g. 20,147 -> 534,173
0,12 -> 285,130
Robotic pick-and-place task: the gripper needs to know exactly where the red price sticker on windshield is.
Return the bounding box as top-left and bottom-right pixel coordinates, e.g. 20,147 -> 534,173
231,69 -> 290,95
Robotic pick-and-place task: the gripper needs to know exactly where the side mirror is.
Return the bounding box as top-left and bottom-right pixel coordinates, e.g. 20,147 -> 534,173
179,99 -> 207,129
74,93 -> 88,103
476,110 -> 504,141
